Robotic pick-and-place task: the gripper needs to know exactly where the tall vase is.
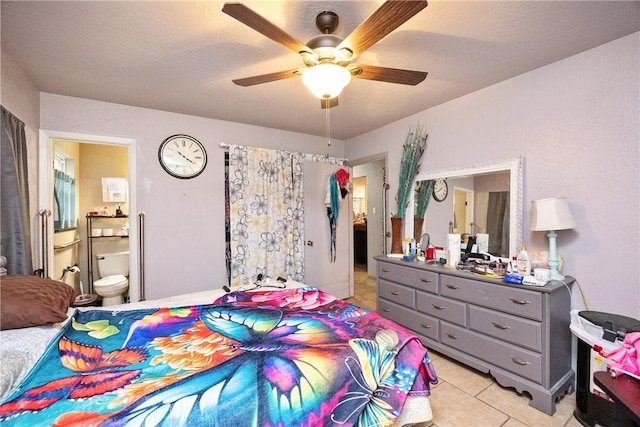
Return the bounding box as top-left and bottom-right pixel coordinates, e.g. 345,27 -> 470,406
390,216 -> 404,254
414,217 -> 424,243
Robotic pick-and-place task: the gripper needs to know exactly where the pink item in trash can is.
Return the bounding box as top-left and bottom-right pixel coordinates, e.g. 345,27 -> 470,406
600,331 -> 640,379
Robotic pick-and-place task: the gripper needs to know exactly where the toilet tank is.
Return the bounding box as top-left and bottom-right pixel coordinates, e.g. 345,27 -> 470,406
95,251 -> 129,278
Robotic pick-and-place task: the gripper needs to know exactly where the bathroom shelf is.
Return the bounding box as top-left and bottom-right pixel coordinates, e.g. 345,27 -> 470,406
86,215 -> 129,294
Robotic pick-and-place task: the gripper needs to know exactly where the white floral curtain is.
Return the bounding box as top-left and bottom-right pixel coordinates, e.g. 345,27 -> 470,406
228,146 -> 304,286
227,145 -> 342,287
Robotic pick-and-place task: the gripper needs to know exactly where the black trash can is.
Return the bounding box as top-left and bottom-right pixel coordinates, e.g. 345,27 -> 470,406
571,311 -> 640,427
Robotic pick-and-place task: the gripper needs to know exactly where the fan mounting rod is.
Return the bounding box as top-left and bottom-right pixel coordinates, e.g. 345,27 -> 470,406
316,11 -> 338,34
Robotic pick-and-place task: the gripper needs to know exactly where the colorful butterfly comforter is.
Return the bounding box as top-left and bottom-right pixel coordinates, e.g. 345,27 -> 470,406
0,287 -> 437,427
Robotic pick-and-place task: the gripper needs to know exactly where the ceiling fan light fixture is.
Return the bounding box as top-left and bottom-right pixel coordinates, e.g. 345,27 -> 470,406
301,63 -> 351,99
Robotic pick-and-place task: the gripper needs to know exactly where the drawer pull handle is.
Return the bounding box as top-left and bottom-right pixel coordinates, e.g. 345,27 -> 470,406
510,298 -> 531,305
510,357 -> 531,366
390,291 -> 400,296
492,322 -> 511,330
445,284 -> 460,290
420,278 -> 432,283
382,308 -> 390,313
432,304 -> 445,310
382,268 -> 391,273
446,333 -> 460,340
420,323 -> 432,329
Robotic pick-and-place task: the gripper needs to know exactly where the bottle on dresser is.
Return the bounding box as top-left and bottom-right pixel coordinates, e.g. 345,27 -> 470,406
516,244 -> 531,275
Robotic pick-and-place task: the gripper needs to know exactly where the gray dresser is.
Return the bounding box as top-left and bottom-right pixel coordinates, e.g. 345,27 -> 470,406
375,255 -> 574,415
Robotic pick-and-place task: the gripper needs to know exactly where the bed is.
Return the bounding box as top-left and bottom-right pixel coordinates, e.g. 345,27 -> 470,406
0,275 -> 437,426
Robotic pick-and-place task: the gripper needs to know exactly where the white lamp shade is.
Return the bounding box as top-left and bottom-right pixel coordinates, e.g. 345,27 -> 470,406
530,197 -> 577,231
301,63 -> 351,99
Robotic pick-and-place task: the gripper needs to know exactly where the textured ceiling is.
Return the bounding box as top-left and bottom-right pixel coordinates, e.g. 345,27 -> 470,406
2,1 -> 639,140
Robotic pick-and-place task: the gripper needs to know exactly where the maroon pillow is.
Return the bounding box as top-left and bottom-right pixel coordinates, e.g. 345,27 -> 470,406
0,275 -> 77,330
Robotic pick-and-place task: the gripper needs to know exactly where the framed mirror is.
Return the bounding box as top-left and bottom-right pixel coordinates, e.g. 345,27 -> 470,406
407,157 -> 523,258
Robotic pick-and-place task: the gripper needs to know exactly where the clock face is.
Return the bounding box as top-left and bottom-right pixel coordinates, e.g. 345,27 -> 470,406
158,134 -> 207,179
433,178 -> 448,202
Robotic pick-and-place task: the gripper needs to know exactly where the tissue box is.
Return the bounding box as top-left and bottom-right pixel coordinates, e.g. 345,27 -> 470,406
102,228 -> 114,237
91,229 -> 102,237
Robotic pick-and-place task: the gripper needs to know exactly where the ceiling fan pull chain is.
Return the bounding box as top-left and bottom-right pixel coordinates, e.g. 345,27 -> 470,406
325,99 -> 331,146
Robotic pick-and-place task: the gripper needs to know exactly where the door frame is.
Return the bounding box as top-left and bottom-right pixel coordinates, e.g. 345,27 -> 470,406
38,130 -> 139,301
346,153 -> 388,277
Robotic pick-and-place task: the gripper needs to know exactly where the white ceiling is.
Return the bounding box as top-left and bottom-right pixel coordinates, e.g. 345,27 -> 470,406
2,1 -> 639,140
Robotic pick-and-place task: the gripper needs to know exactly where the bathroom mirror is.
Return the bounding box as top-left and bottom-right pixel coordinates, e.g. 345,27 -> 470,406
407,157 -> 523,258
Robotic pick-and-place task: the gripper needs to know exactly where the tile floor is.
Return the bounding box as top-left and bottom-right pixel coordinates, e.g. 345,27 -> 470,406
345,264 -> 582,427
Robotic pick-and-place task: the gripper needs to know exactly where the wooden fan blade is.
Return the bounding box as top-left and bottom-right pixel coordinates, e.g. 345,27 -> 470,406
337,0 -> 428,58
321,97 -> 339,109
222,3 -> 312,55
232,69 -> 300,87
352,64 -> 427,85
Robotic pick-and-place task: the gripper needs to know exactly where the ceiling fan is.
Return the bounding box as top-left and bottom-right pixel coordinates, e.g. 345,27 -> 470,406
222,0 -> 429,108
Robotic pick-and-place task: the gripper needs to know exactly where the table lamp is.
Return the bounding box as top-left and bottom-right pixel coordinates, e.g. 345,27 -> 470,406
529,197 -> 576,281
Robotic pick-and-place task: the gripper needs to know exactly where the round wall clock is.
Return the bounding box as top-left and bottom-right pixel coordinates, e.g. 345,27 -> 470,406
158,134 -> 207,179
433,178 -> 448,202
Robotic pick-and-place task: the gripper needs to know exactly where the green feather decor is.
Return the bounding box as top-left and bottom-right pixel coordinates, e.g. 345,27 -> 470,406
415,179 -> 435,219
395,125 -> 428,218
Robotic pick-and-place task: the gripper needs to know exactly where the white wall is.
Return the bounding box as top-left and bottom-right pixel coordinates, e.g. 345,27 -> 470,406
39,94 -> 345,299
346,33 -> 640,318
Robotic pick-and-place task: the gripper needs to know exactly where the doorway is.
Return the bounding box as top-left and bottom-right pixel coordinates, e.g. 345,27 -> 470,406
39,130 -> 139,302
348,156 -> 387,311
453,186 -> 474,235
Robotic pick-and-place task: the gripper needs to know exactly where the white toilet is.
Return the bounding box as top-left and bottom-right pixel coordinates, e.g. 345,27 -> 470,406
94,251 -> 129,306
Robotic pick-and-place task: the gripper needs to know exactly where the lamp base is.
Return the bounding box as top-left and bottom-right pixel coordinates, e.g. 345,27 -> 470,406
550,269 -> 565,281
547,230 -> 565,282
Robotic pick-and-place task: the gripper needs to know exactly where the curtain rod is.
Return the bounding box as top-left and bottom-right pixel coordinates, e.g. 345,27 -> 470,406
219,142 -> 347,162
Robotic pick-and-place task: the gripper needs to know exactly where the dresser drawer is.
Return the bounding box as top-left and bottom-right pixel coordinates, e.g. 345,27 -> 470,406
440,322 -> 542,383
378,279 -> 415,309
378,298 -> 439,341
440,275 -> 542,321
469,306 -> 542,352
417,292 -> 467,327
378,261 -> 438,293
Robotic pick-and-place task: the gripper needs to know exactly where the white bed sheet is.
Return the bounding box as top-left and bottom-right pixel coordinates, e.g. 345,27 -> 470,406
0,324 -> 64,400
0,284 -> 432,425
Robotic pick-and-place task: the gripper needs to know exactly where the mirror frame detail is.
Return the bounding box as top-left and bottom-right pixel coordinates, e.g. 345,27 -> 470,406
407,157 -> 524,258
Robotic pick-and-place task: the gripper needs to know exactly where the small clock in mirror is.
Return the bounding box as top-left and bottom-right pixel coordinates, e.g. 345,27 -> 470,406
433,178 -> 448,202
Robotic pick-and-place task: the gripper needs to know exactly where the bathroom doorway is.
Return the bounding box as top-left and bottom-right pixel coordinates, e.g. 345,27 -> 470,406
348,156 -> 387,311
453,186 -> 474,235
39,130 -> 138,302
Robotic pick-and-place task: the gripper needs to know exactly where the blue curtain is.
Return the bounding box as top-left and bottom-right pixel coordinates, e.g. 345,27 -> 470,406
54,169 -> 76,230
0,106 -> 33,275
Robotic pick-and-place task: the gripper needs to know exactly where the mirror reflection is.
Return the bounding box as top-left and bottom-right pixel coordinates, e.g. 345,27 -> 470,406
410,158 -> 523,259
450,172 -> 509,256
